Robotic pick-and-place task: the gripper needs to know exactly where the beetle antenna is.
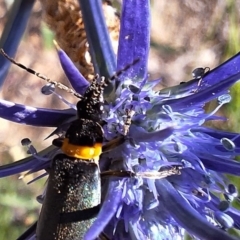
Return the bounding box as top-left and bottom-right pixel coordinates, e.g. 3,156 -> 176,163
104,58 -> 140,85
0,49 -> 82,99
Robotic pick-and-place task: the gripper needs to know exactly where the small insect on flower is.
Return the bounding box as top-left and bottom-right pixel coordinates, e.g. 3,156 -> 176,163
192,66 -> 210,88
192,67 -> 210,80
179,67 -> 210,86
1,49 -> 182,240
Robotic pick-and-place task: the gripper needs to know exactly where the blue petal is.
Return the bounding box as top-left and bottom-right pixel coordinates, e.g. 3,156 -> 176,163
208,194 -> 240,229
0,146 -> 55,177
117,0 -> 150,81
200,52 -> 240,90
161,52 -> 240,96
0,156 -> 36,178
153,71 -> 240,112
16,221 -> 37,240
200,155 -> 240,175
129,125 -> 174,143
84,180 -> 125,240
78,0 -> 116,79
192,127 -> 240,141
0,99 -> 76,127
227,208 -> 240,229
155,179 -> 239,240
0,0 -> 34,85
158,78 -> 199,98
56,45 -> 89,95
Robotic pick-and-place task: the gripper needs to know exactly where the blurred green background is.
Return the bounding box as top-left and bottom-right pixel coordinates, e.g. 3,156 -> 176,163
0,0 -> 240,239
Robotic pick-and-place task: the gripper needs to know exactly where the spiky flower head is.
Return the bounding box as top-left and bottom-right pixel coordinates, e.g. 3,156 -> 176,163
1,1 -> 240,240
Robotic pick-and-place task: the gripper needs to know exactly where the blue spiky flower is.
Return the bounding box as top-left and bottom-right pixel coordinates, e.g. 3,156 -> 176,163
1,1 -> 240,239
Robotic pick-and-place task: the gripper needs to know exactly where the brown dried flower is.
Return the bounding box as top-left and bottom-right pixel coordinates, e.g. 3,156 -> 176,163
40,0 -> 120,80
